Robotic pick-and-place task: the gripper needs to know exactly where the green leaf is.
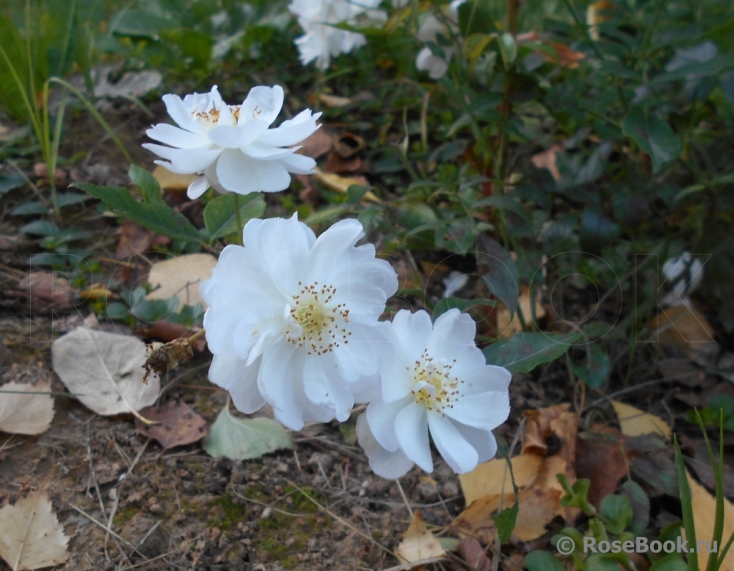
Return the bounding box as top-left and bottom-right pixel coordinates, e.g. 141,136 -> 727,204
493,501 -> 518,544
622,107 -> 681,174
75,183 -> 201,242
20,220 -> 59,236
346,184 -> 372,205
483,332 -> 581,373
128,165 -> 164,205
111,8 -> 178,39
649,554 -> 687,571
0,173 -> 26,196
439,537 -> 460,551
498,32 -> 517,67
57,192 -> 92,207
524,550 -> 565,571
202,405 -> 293,461
432,297 -> 495,321
203,193 -> 266,240
585,554 -> 623,571
304,204 -> 350,226
621,480 -> 650,536
572,343 -> 611,389
475,235 -> 519,317
599,494 -> 633,534
10,202 -> 48,216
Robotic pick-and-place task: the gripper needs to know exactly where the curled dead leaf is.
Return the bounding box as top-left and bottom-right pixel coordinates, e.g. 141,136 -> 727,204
135,401 -> 208,449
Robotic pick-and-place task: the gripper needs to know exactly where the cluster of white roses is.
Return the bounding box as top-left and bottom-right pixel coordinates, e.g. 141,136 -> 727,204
199,214 -> 511,479
288,0 -> 464,78
144,82 -> 511,479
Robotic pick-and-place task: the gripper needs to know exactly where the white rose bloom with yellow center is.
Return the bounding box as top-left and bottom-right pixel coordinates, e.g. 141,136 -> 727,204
357,309 -> 511,478
200,214 -> 398,431
144,85 -> 321,199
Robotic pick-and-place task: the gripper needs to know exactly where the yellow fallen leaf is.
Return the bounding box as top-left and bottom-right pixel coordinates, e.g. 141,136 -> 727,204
318,93 -> 353,108
152,165 -> 199,191
396,510 -> 445,565
496,285 -> 545,339
612,401 -> 671,440
685,468 -> 734,570
0,476 -> 70,570
146,253 -> 217,310
459,454 -> 542,506
454,455 -> 567,542
312,172 -> 380,203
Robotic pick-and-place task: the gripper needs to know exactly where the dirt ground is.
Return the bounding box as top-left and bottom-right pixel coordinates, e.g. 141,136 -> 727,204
2,102 -> 734,571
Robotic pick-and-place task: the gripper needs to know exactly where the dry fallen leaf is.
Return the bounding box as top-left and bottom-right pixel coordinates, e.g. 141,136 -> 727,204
145,253 -> 217,310
116,220 -> 155,260
686,467 -> 734,570
396,510 -> 445,566
0,476 -> 70,570
15,272 -> 78,310
135,401 -> 208,449
612,401 -> 671,440
531,144 -> 563,181
522,404 -> 578,481
459,454 -> 542,506
496,285 -> 545,339
575,431 -> 630,507
152,165 -> 199,191
651,306 -> 715,356
51,327 -> 160,416
0,382 -> 54,435
312,172 -> 381,203
318,93 -> 353,108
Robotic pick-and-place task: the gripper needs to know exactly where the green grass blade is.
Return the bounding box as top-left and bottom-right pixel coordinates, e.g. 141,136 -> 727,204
49,77 -> 133,163
674,435 -> 699,571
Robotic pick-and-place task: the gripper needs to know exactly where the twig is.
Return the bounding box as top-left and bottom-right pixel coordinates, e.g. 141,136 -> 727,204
395,478 -> 414,519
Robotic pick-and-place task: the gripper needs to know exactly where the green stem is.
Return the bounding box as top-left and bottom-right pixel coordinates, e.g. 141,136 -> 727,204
233,193 -> 244,245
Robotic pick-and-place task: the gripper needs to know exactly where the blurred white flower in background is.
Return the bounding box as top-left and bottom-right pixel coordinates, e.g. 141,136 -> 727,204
415,0 -> 464,79
289,0 -> 385,70
357,309 -> 511,478
200,214 -> 398,431
144,85 -> 321,199
661,252 -> 704,308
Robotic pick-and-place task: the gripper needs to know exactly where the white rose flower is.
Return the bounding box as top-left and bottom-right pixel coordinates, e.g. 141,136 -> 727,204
661,252 -> 704,308
200,214 -> 398,431
415,0 -> 464,79
357,309 -> 511,479
143,85 -> 321,199
289,0 -> 385,70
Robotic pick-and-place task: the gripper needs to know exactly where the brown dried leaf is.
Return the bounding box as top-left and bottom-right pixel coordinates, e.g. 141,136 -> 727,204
396,510 -> 445,566
116,220 -> 155,260
16,272 -> 77,310
146,253 -> 217,310
575,431 -> 629,507
650,306 -> 715,356
522,404 -> 578,476
333,133 -> 365,158
298,128 -> 333,159
0,477 -> 70,570
0,382 -> 54,436
612,401 -> 671,440
318,94 -> 353,108
456,537 -> 491,571
531,144 -> 563,181
135,401 -> 208,449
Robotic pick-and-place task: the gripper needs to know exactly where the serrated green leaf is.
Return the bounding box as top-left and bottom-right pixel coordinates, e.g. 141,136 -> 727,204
203,193 -> 266,240
622,107 -> 681,174
483,332 -> 582,373
75,183 -> 201,242
202,405 -> 293,461
128,165 -> 164,205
